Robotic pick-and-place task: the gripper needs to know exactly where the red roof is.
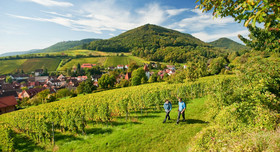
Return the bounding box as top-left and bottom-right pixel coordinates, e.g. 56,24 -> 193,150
0,96 -> 17,108
81,63 -> 94,68
24,88 -> 45,97
144,65 -> 149,71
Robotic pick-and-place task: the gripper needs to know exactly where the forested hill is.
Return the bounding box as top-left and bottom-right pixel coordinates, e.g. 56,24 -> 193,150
0,49 -> 40,57
85,24 -> 210,52
209,37 -> 249,52
0,39 -> 100,57
83,24 -> 226,63
38,38 -> 100,53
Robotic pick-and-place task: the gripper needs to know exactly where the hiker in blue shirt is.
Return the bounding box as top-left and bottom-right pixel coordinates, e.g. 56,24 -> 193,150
176,97 -> 186,124
163,99 -> 172,123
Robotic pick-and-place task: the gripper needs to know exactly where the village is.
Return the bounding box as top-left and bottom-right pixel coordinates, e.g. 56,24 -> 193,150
0,62 -> 181,115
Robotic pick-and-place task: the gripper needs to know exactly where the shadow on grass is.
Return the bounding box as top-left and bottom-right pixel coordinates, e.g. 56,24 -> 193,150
185,119 -> 209,124
117,115 -> 160,119
110,121 -> 141,126
88,120 -> 141,127
85,128 -> 113,135
54,132 -> 83,143
13,133 -> 44,152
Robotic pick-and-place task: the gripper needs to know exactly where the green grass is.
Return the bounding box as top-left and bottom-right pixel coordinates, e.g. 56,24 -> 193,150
104,56 -> 146,67
45,50 -> 131,57
49,97 -> 209,152
0,59 -> 27,74
18,58 -> 61,73
104,56 -> 131,67
127,55 -> 148,64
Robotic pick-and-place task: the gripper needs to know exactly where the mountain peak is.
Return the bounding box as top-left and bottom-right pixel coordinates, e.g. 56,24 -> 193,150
86,24 -> 209,52
209,37 -> 249,52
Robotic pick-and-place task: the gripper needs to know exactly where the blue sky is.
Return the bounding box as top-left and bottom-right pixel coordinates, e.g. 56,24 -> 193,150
0,0 -> 249,54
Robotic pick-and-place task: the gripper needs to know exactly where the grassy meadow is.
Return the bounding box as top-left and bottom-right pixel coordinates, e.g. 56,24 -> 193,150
7,97 -> 209,152
0,59 -> 27,74
18,58 -> 61,73
104,56 -> 135,67
52,97 -> 209,152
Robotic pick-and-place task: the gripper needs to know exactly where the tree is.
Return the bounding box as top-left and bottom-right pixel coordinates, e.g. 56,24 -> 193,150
209,57 -> 227,75
42,66 -> 48,76
77,63 -> 81,75
196,60 -> 208,77
186,62 -> 199,82
98,74 -> 116,89
76,81 -> 86,94
6,76 -> 13,83
148,73 -> 158,83
131,76 -> 141,86
131,68 -> 147,86
167,70 -> 186,84
127,62 -> 139,72
37,89 -> 50,104
56,88 -> 71,98
196,0 -> 280,29
239,24 -> 280,52
77,78 -> 97,94
196,0 -> 280,52
116,79 -> 130,88
83,78 -> 96,93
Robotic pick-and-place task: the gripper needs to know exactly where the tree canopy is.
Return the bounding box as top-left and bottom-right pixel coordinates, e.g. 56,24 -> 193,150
196,0 -> 280,29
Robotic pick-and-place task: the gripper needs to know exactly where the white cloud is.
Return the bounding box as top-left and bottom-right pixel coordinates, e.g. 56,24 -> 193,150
25,0 -> 73,7
41,11 -> 72,18
166,8 -> 189,16
169,9 -> 235,32
192,30 -> 249,42
8,14 -> 73,27
11,1 -> 188,34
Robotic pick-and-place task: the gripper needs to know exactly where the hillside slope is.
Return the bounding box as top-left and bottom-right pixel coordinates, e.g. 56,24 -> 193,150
0,49 -> 40,57
0,39 -> 100,57
38,38 -> 100,53
0,76 -> 232,151
209,37 -> 249,52
86,24 -> 209,52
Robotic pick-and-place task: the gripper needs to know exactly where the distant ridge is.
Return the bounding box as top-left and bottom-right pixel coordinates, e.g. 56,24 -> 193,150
209,37 -> 249,52
0,38 -> 100,57
38,38 -> 100,53
0,49 -> 40,57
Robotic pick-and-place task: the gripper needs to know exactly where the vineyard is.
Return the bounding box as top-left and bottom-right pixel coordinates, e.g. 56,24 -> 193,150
0,75 -> 233,151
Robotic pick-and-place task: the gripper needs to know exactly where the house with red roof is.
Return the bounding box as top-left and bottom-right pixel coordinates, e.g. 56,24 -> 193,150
0,96 -> 18,114
18,88 -> 45,99
117,65 -> 124,69
77,76 -> 88,81
125,72 -> 131,80
81,63 -> 96,69
166,65 -> 176,70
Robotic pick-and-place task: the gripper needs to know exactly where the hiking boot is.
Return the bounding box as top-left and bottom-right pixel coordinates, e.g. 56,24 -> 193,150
163,120 -> 166,123
182,119 -> 186,122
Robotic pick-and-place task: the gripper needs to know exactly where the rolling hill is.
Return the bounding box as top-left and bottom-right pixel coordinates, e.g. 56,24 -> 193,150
39,38 -> 100,53
0,39 -> 100,57
0,49 -> 40,57
209,37 -> 249,52
85,24 -> 210,52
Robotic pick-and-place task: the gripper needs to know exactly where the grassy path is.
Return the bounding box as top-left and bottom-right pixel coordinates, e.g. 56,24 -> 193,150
53,97 -> 209,152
